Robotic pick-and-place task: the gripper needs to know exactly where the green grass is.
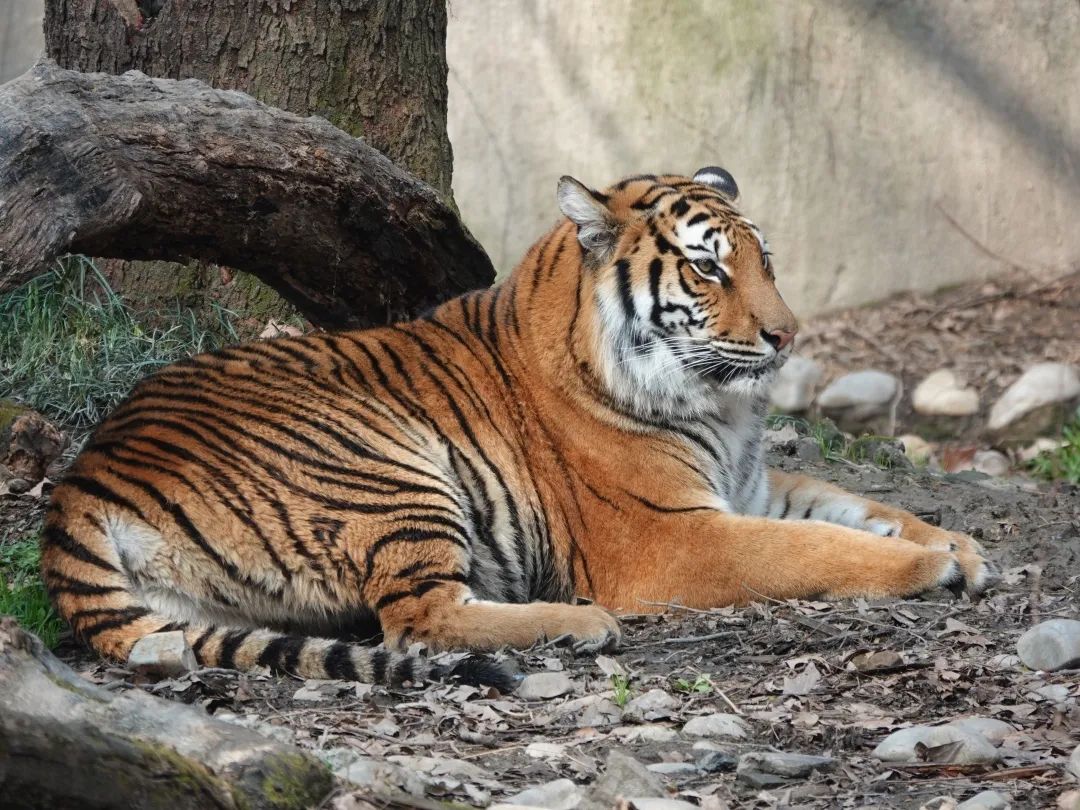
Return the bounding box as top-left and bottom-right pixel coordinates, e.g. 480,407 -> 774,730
0,257 -> 238,430
673,673 -> 714,695
1028,418 -> 1080,485
0,533 -> 64,648
610,673 -> 633,707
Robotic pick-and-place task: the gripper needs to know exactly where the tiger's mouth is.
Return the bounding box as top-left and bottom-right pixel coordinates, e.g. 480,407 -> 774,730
697,351 -> 782,387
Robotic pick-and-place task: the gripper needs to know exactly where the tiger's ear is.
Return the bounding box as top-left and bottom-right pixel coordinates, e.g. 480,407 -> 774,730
557,176 -> 619,262
693,166 -> 740,204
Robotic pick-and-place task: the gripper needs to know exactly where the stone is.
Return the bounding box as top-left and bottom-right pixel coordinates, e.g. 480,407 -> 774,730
646,762 -> 698,775
612,724 -> 679,743
127,630 -> 197,677
696,751 -> 738,773
1059,791 -> 1080,810
796,436 -> 824,462
0,402 -> 67,484
623,801 -> 699,810
957,790 -> 1010,810
770,356 -> 823,412
817,370 -> 900,416
324,751 -> 427,796
682,713 -> 750,739
871,725 -> 1000,765
590,751 -> 665,803
946,717 -> 1014,745
913,370 -> 980,417
508,778 -> 584,810
1016,619 -> 1080,671
737,751 -> 836,779
973,450 -> 1010,477
1069,743 -> 1080,779
622,688 -> 679,722
736,769 -> 789,789
989,363 -> 1080,431
899,434 -> 934,465
764,423 -> 800,451
517,672 -> 574,700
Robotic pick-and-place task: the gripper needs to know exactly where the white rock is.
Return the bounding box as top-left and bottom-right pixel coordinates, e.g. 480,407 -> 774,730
612,724 -> 679,743
817,370 -> 900,417
1020,437 -> 1064,462
127,630 -> 196,677
1058,790 -> 1080,810
988,363 -> 1080,430
507,779 -> 584,810
622,688 -> 679,721
871,725 -> 1000,765
737,751 -> 836,777
957,790 -> 1010,810
946,717 -> 1014,744
682,713 -> 750,739
770,356 -> 823,412
899,434 -> 934,465
646,762 -> 698,775
973,450 -> 1010,477
914,370 -> 981,416
517,672 -> 574,700
591,751 -> 665,802
1016,619 -> 1080,672
1069,743 -> 1080,779
325,752 -> 427,796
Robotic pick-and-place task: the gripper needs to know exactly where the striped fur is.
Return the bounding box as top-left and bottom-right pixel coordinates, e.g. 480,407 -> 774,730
42,170 -> 995,686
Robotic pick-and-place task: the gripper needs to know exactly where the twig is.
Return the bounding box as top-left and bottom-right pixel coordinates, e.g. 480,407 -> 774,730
635,631 -> 741,647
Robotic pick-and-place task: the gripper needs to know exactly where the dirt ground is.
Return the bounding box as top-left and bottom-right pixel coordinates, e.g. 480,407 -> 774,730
798,269 -> 1080,439
33,445 -> 1077,809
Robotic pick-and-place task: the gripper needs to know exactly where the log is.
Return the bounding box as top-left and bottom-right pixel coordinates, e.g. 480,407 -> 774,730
0,61 -> 495,329
0,617 -> 333,809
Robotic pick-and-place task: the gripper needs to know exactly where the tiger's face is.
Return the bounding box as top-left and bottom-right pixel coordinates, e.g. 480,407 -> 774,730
558,168 -> 798,413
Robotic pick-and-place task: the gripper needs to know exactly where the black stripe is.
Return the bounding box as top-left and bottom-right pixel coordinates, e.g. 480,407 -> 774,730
371,649 -> 390,683
60,476 -> 149,522
42,525 -> 118,573
192,626 -> 217,656
217,628 -> 254,669
77,606 -> 151,640
43,572 -> 124,597
324,642 -> 360,680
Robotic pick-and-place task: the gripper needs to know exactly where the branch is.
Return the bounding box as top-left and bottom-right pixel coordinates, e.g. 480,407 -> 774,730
0,61 -> 495,329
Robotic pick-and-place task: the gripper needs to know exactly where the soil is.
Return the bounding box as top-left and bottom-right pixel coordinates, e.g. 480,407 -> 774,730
798,269 -> 1080,440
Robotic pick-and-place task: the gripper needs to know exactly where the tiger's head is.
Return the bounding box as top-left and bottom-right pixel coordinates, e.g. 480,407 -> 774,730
556,168 -> 797,416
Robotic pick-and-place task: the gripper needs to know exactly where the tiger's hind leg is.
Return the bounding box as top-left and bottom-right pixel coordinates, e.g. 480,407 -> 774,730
375,579 -> 621,654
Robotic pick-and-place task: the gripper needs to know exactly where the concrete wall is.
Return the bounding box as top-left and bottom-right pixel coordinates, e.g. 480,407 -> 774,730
0,0 -> 43,84
447,1 -> 1080,314
6,2 -> 1078,315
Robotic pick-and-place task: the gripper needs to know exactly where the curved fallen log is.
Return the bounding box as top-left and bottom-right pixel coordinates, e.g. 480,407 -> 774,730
0,617 -> 333,809
0,61 -> 495,329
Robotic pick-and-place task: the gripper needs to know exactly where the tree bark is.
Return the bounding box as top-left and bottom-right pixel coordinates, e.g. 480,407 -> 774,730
42,0 -> 457,325
0,61 -> 494,330
0,617 -> 333,810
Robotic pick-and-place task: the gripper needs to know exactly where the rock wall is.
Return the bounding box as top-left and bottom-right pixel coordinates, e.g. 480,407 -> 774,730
447,1 -> 1080,314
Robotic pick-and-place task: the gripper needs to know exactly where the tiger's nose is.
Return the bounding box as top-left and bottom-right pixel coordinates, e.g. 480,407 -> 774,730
762,327 -> 797,351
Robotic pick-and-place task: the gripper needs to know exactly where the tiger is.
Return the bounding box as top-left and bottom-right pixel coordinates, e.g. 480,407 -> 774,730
42,167 -> 996,689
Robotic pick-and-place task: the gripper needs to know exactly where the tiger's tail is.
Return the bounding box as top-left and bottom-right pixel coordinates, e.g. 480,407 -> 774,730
40,503 -> 514,691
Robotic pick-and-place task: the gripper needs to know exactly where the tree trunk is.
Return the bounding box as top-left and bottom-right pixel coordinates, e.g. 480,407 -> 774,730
0,62 -> 494,330
0,617 -> 333,810
43,0 -> 456,327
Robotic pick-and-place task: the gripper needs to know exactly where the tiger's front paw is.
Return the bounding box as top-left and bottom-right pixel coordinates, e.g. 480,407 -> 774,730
922,546 -> 998,598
